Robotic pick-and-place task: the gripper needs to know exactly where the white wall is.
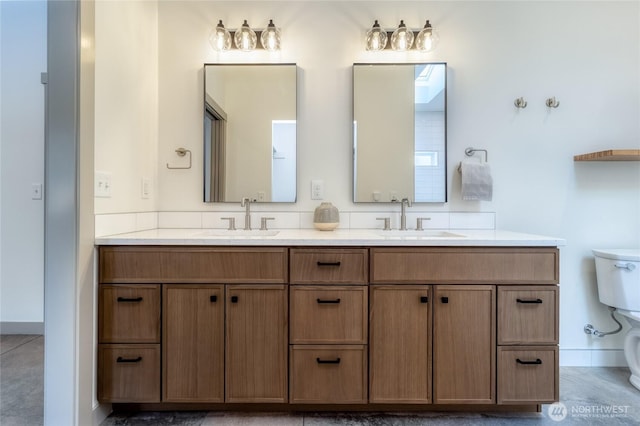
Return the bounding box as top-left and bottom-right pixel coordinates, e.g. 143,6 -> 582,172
0,0 -> 46,329
94,0 -> 158,215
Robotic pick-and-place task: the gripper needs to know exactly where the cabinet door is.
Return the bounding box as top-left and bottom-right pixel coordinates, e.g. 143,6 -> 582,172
369,285 -> 431,403
163,285 -> 224,402
433,285 -> 495,404
226,285 -> 288,403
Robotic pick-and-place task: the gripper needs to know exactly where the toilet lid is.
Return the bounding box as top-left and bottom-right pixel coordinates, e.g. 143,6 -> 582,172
593,249 -> 640,261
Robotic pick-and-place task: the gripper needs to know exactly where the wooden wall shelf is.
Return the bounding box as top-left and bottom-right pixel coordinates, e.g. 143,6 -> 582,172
574,149 -> 640,161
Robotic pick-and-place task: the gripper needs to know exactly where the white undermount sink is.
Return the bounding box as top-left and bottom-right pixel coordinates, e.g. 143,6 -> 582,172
374,230 -> 466,239
195,229 -> 280,237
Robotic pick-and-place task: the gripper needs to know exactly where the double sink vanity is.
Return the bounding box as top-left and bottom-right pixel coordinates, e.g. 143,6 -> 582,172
96,227 -> 562,413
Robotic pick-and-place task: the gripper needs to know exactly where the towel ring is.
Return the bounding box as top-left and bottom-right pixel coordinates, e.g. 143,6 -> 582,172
465,147 -> 488,162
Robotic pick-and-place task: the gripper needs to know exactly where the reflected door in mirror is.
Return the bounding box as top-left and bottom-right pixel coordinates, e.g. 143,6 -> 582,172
204,64 -> 297,203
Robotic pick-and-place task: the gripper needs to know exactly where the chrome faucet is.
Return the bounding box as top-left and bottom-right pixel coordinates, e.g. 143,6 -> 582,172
399,198 -> 412,230
241,197 -> 252,230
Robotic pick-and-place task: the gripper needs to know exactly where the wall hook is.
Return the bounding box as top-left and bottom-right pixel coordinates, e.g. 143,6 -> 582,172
166,147 -> 192,169
514,97 -> 527,109
545,97 -> 560,108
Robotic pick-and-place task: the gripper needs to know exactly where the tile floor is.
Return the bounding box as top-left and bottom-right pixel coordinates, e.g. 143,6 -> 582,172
2,334 -> 639,425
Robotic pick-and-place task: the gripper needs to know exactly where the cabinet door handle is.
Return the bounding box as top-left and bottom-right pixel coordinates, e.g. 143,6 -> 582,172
317,298 -> 341,304
516,298 -> 543,304
210,295 -> 217,302
116,356 -> 142,363
420,296 -> 429,303
316,357 -> 341,364
441,296 -> 449,303
516,358 -> 542,365
317,261 -> 341,267
117,297 -> 143,303
231,296 -> 238,303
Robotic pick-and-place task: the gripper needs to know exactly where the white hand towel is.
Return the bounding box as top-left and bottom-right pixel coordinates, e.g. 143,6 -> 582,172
461,160 -> 493,201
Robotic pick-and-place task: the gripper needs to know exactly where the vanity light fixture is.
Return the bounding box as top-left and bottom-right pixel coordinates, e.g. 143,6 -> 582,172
365,20 -> 388,51
415,20 -> 439,52
365,19 -> 439,52
210,19 -> 282,52
391,20 -> 414,51
210,20 -> 232,51
235,20 -> 257,51
260,19 -> 281,51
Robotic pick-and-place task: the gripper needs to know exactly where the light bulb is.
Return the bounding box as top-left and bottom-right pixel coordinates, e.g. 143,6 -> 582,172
234,20 -> 257,51
415,20 -> 439,52
260,19 -> 281,51
365,20 -> 387,51
390,20 -> 414,51
209,20 -> 231,51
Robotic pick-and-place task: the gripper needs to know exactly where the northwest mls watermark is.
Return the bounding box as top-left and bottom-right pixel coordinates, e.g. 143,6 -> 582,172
548,402 -> 633,422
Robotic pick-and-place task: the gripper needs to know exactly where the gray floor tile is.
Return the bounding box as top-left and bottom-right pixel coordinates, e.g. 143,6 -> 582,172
202,412 -> 303,425
100,411 -> 208,425
0,334 -> 40,355
0,335 -> 43,426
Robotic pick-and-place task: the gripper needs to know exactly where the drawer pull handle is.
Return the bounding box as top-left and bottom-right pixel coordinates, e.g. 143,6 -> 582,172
516,358 -> 542,365
316,357 -> 341,364
317,261 -> 341,267
441,296 -> 449,304
317,298 -> 341,304
231,296 -> 239,303
517,298 -> 543,304
116,356 -> 142,363
420,296 -> 429,303
117,297 -> 143,303
210,295 -> 217,302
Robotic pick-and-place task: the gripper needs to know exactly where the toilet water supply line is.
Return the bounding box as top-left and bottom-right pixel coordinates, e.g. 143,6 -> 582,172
584,307 -> 623,337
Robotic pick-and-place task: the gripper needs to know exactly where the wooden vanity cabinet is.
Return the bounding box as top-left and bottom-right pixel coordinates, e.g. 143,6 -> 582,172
98,244 -> 559,410
369,285 -> 431,403
226,285 -> 288,403
162,284 -> 224,402
433,285 -> 496,404
289,248 -> 368,404
98,284 -> 161,403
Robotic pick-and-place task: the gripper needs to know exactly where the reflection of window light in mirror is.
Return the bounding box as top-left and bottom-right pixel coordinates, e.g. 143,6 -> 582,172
271,120 -> 297,202
415,151 -> 438,167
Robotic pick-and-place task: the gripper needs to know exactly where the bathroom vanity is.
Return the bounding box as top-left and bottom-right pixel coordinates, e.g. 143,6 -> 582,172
96,229 -> 561,413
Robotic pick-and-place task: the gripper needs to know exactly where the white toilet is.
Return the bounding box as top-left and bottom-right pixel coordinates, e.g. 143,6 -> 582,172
593,248 -> 640,391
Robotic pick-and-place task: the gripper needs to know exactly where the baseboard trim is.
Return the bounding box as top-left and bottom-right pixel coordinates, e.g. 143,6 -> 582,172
560,349 -> 627,367
0,321 -> 45,335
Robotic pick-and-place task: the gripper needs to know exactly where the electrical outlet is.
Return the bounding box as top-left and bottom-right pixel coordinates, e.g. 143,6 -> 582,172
311,180 -> 324,200
95,171 -> 112,198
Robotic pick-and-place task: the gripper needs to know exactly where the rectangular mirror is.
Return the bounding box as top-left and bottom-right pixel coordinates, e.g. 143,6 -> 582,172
353,63 -> 447,203
204,64 -> 297,203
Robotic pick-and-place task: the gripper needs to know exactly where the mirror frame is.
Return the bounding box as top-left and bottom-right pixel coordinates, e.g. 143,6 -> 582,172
203,63 -> 298,203
352,62 -> 448,203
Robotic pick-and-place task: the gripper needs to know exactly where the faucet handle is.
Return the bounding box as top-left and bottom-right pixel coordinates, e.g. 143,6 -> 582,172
260,217 -> 275,231
376,217 -> 391,231
221,217 -> 236,231
416,217 -> 431,231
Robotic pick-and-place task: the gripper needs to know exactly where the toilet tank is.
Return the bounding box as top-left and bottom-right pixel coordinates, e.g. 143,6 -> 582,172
593,249 -> 640,311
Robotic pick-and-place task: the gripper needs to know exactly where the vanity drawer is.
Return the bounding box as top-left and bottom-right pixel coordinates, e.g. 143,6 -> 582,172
498,286 -> 559,345
290,286 -> 368,344
497,346 -> 558,404
289,248 -> 368,284
289,345 -> 367,404
99,246 -> 288,283
99,284 -> 160,343
370,247 -> 559,284
98,344 -> 161,403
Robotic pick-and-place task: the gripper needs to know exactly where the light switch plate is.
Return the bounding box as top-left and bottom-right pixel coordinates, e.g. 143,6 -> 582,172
311,180 -> 324,200
95,171 -> 112,198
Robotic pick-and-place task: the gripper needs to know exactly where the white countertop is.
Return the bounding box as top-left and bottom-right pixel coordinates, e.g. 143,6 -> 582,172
95,228 -> 565,247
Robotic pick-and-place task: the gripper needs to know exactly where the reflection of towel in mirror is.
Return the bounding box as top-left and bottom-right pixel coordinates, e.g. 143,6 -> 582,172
461,160 -> 493,201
